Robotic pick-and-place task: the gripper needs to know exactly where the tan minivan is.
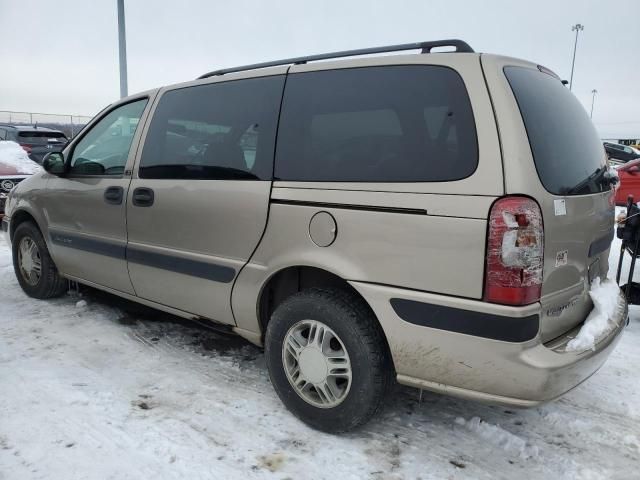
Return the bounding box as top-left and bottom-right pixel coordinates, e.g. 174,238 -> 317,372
2,40 -> 628,432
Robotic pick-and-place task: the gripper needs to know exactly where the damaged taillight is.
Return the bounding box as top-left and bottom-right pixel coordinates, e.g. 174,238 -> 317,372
484,196 -> 544,306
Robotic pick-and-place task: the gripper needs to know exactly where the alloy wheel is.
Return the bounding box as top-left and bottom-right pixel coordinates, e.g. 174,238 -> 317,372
18,236 -> 42,286
282,319 -> 352,408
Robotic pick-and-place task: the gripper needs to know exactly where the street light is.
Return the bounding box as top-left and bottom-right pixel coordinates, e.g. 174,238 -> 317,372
569,23 -> 584,91
117,0 -> 128,98
590,89 -> 597,119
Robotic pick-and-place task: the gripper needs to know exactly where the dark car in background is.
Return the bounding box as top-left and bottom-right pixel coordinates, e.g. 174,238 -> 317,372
0,125 -> 68,163
604,141 -> 640,163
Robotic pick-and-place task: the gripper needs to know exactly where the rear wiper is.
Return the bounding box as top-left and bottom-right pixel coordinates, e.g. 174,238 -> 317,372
564,166 -> 610,195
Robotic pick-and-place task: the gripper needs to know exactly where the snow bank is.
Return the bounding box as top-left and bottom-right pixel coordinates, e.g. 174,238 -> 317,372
455,416 -> 539,460
0,141 -> 41,174
566,277 -> 623,352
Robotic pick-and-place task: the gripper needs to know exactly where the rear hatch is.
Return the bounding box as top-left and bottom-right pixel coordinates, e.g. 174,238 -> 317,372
489,59 -> 615,342
18,131 -> 68,162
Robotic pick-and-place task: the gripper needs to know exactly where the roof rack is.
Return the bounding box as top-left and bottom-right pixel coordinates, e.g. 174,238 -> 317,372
198,39 -> 474,79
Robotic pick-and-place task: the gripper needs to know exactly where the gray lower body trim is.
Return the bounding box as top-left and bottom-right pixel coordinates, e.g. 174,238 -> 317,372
127,247 -> 236,283
49,229 -> 236,284
49,229 -> 126,259
390,298 -> 539,342
588,229 -> 614,258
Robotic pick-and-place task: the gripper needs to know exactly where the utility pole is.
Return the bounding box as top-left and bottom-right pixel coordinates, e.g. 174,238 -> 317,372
569,23 -> 584,91
117,0 -> 128,98
590,89 -> 597,119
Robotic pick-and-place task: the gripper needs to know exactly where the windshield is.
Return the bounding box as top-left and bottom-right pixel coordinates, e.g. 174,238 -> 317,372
504,66 -> 608,195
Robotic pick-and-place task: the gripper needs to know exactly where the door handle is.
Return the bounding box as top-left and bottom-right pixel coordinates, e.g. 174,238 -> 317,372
132,187 -> 154,207
104,186 -> 124,205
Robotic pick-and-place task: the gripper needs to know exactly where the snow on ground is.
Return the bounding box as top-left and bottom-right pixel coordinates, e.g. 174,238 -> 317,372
0,141 -> 41,174
1,222 -> 640,479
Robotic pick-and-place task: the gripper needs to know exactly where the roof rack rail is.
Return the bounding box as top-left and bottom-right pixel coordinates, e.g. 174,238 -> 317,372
198,39 -> 474,79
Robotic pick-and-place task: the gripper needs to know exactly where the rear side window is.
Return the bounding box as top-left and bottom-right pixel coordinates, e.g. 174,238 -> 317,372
504,66 -> 607,195
139,75 -> 284,180
275,66 -> 478,182
18,131 -> 67,144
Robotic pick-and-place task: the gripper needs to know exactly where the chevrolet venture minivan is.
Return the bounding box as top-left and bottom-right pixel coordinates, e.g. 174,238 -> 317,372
2,40 -> 627,432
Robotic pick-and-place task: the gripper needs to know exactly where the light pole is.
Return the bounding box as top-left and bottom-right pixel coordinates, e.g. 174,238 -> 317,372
569,23 -> 584,91
590,89 -> 597,119
117,0 -> 128,98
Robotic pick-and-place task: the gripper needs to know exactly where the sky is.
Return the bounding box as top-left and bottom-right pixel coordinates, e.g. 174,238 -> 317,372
1,0 -> 638,138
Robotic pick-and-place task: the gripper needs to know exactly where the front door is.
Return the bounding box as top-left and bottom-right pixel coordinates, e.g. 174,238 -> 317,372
44,96 -> 151,294
126,74 -> 285,324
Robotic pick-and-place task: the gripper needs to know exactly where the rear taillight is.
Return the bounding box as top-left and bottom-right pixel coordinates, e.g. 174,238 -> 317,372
484,196 -> 544,306
19,144 -> 32,154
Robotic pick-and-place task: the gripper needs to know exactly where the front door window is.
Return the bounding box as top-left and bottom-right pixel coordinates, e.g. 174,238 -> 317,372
69,99 -> 148,176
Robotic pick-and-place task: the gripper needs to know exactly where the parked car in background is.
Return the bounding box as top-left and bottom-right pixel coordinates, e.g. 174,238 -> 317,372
614,158 -> 640,204
2,39 -> 627,432
604,142 -> 640,163
0,125 -> 68,164
0,141 -> 41,220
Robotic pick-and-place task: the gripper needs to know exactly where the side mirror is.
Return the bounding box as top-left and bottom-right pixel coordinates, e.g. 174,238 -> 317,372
42,152 -> 66,175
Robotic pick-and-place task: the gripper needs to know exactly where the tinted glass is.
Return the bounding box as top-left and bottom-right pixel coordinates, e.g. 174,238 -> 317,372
139,75 -> 284,180
275,65 -> 478,182
504,66 -> 608,195
18,131 -> 67,144
70,99 -> 147,176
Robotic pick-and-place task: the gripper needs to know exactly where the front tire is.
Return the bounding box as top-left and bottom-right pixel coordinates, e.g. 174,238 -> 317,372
12,221 -> 67,299
265,288 -> 392,433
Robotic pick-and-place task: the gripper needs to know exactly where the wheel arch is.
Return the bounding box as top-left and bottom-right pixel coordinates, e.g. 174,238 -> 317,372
256,265 -> 394,366
9,209 -> 43,242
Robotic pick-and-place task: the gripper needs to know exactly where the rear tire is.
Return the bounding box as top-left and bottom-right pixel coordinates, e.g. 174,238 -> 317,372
12,221 -> 67,299
265,288 -> 392,433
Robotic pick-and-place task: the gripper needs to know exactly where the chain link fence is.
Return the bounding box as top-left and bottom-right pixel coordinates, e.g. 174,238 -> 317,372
0,110 -> 93,139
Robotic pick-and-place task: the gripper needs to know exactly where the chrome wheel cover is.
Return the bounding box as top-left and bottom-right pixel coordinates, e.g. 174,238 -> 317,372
282,319 -> 352,408
18,236 -> 42,286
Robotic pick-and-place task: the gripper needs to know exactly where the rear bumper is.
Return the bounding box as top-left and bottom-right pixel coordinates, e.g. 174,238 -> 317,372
350,281 -> 628,406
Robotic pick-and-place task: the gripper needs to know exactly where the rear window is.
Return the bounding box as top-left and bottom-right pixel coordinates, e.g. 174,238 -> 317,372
275,65 -> 478,182
504,66 -> 607,195
18,131 -> 67,145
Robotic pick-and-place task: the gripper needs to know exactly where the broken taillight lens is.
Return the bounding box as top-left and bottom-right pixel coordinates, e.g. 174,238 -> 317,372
484,196 -> 544,306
